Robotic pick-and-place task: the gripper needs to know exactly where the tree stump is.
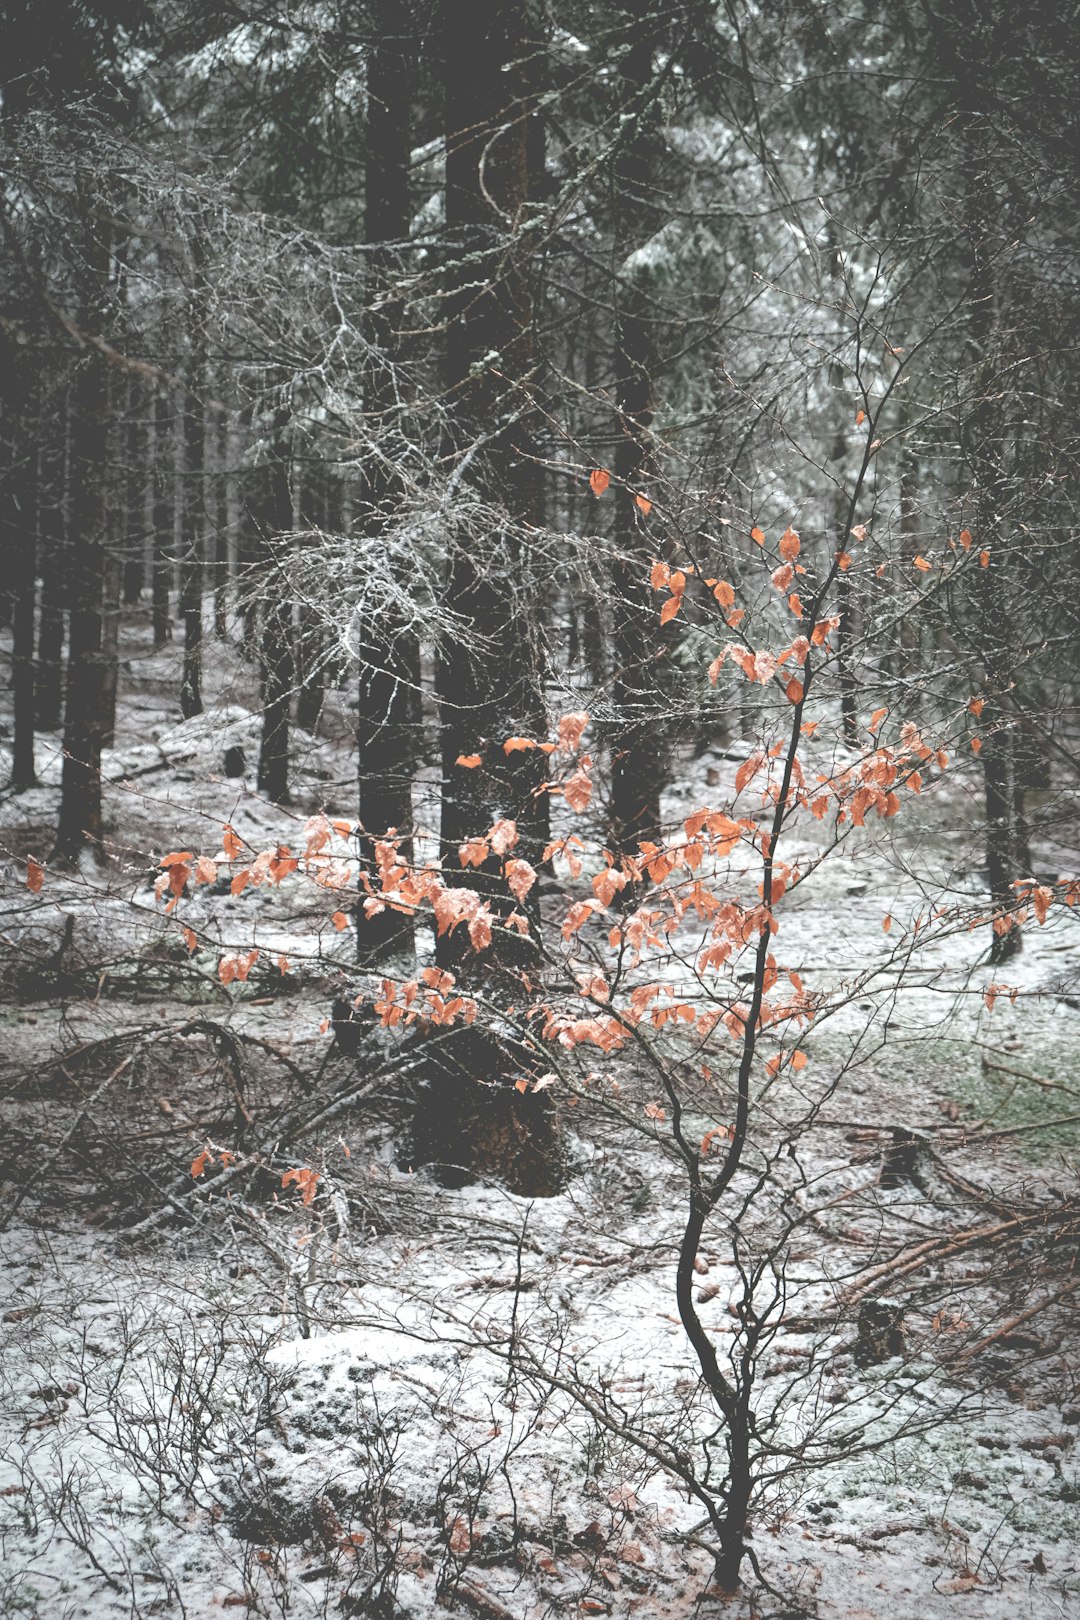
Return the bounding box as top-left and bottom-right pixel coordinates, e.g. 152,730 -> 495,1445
855,1297 -> 905,1365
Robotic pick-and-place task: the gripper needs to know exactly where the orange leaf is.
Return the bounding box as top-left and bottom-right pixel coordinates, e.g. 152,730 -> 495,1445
282,1166 -> 321,1206
971,737 -> 982,755
913,555 -> 932,572
222,824 -> 242,859
837,551 -> 852,571
968,697 -> 984,718
979,549 -> 990,567
855,409 -> 866,426
959,528 -> 973,550
787,592 -> 804,619
712,580 -> 735,608
459,835 -> 489,868
331,910 -> 350,931
984,985 -> 997,1013
635,493 -> 652,515
277,955 -> 289,974
868,707 -> 888,733
557,710 -> 590,753
489,817 -> 518,855
735,751 -> 764,794
882,914 -> 892,933
456,753 -> 482,768
26,858 -> 44,893
191,1149 -> 212,1179
564,766 -> 593,813
791,1049 -> 808,1071
785,677 -> 804,704
779,526 -> 800,561
505,857 -> 537,902
660,594 -> 682,624
650,558 -> 670,590
503,736 -> 537,753
589,468 -> 610,497
182,925 -> 198,953
750,525 -> 765,545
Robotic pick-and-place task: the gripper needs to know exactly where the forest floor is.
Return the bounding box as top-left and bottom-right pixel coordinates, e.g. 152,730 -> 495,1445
1,615 -> 1078,1620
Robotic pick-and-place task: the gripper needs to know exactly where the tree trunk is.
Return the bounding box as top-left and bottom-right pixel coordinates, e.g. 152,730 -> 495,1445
179,244 -> 207,719
414,0 -> 561,1195
35,412 -> 67,732
254,418 -> 293,804
295,469 -> 327,736
99,530 -> 121,749
179,376 -> 205,718
122,376 -> 145,604
212,404 -> 230,637
53,207 -> 112,867
961,129 -> 1029,962
151,386 -> 173,649
2,340 -> 38,790
608,12 -> 670,858
354,0 -> 420,966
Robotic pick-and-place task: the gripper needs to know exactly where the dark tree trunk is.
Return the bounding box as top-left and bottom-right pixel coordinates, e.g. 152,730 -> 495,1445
213,405 -> 230,637
35,415 -> 67,731
180,245 -> 207,718
354,0 -> 420,966
414,0 -> 562,1196
960,128 -> 1029,962
53,209 -> 112,867
179,375 -> 205,718
151,386 -> 173,649
254,419 -> 293,804
122,376 -> 145,604
99,529 -> 121,749
295,469 -> 327,736
608,14 -> 670,858
2,341 -> 38,790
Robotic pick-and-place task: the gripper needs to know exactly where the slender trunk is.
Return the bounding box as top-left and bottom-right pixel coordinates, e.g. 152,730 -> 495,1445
414,0 -> 561,1196
255,420 -> 293,804
213,404 -> 230,636
99,533 -> 121,749
608,14 -> 670,857
355,0 -> 420,965
961,135 -> 1028,961
35,415 -> 67,731
122,376 -> 145,604
833,441 -> 859,747
2,343 -> 38,789
53,206 -> 112,866
151,386 -> 173,648
179,377 -> 205,718
295,470 -> 327,736
180,242 -> 207,718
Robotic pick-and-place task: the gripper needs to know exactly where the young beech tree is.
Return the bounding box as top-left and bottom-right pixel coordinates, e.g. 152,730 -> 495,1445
140,431 -> 1077,1595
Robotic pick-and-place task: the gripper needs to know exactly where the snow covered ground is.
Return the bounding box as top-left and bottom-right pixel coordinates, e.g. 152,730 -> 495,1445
1,616 -> 1078,1618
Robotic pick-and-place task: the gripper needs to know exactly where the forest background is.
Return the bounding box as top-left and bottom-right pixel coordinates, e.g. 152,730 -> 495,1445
2,2 -> 1080,1616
